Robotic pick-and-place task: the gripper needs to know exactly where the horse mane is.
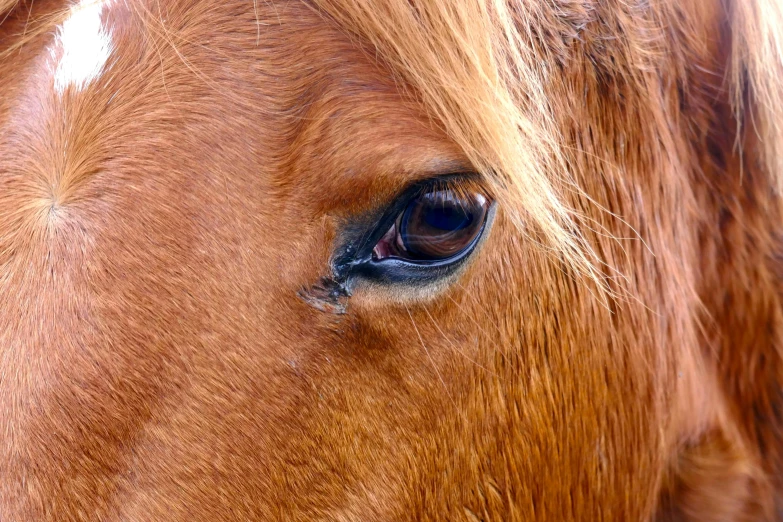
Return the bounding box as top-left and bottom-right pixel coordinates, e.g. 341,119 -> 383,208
0,0 -> 17,20
309,0 -> 600,281
729,0 -> 783,192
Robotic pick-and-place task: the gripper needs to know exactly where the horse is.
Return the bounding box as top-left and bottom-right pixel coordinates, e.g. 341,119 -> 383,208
0,0 -> 781,519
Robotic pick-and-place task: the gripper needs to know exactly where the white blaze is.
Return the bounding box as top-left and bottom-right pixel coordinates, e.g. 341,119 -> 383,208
52,0 -> 112,94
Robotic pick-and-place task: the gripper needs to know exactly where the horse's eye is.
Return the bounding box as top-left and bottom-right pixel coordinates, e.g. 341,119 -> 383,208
333,179 -> 494,289
372,188 -> 489,262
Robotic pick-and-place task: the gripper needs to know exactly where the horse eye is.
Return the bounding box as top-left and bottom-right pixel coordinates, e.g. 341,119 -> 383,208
372,188 -> 489,262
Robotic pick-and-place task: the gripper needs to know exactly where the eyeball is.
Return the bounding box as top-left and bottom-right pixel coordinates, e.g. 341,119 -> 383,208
372,188 -> 489,262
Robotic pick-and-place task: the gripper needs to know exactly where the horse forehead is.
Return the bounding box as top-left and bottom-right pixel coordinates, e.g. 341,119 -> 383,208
49,0 -> 113,95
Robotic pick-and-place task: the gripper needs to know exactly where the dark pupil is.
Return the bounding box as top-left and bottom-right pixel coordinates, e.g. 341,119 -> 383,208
400,189 -> 487,260
423,203 -> 472,231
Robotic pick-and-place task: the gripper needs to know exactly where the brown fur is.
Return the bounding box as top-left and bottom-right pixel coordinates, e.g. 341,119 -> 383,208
0,0 -> 781,520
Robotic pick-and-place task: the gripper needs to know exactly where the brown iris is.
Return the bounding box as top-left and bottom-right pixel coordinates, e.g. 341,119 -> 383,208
372,188 -> 489,262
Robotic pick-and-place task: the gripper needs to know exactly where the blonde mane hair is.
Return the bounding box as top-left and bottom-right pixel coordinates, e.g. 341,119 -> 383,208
730,0 -> 783,191
310,0 -> 598,279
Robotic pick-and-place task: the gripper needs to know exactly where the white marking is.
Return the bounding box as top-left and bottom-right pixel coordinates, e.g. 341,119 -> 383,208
52,0 -> 113,94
